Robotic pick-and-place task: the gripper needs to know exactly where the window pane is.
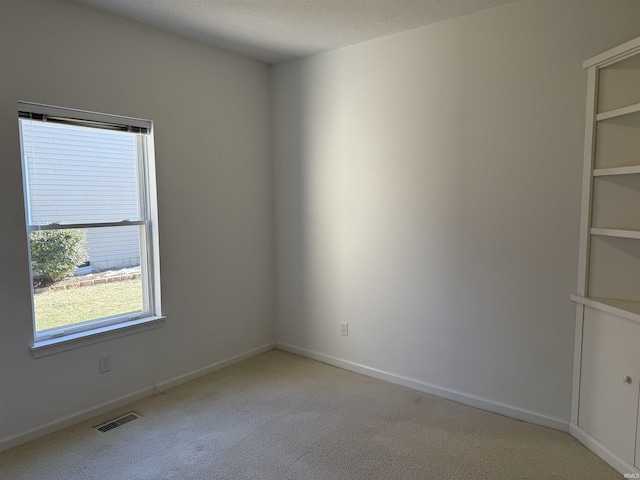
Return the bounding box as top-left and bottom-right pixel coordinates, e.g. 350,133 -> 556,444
20,120 -> 142,225
18,102 -> 160,344
32,226 -> 145,333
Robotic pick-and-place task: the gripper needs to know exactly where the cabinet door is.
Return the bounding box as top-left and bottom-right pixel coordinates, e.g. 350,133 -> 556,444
579,307 -> 640,464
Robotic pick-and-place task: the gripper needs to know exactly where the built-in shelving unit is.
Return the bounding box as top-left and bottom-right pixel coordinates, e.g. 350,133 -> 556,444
571,35 -> 640,477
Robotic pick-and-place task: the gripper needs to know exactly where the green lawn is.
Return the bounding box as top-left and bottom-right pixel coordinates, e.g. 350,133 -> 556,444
34,279 -> 143,331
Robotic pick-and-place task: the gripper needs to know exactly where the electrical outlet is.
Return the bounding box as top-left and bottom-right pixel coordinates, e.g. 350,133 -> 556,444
99,355 -> 111,373
340,322 -> 348,336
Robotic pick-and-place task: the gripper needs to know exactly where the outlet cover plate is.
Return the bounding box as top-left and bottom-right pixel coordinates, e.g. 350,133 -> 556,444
99,355 -> 111,373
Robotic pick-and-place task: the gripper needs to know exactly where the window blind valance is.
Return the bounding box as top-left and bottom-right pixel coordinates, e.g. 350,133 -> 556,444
18,102 -> 151,134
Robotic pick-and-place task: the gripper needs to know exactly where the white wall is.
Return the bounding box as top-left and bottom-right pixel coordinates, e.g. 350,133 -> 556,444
272,0 -> 640,425
0,0 -> 274,446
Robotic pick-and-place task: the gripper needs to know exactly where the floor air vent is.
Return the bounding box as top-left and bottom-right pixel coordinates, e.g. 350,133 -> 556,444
95,412 -> 140,433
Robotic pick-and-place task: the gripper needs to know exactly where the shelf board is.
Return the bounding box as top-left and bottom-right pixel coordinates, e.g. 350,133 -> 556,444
593,165 -> 640,177
571,295 -> 640,324
583,35 -> 640,69
596,102 -> 640,121
590,228 -> 640,239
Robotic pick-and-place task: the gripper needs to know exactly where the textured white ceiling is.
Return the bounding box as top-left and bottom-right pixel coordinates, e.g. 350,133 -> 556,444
73,0 -> 520,63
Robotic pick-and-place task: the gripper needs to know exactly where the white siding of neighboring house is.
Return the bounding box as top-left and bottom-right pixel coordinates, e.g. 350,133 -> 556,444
21,121 -> 141,271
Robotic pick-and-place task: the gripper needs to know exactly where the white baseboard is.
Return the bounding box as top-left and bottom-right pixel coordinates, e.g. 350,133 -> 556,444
153,342 -> 275,391
0,386 -> 154,453
0,342 -> 276,453
570,423 -> 639,476
276,342 -> 569,432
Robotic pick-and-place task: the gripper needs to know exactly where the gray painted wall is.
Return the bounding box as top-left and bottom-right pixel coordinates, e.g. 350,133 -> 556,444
0,0 -> 274,445
271,0 -> 640,424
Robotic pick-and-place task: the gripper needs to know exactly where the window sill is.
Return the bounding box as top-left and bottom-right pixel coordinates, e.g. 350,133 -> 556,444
31,315 -> 165,358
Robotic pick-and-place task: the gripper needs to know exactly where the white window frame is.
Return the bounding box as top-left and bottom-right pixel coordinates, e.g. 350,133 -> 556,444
18,102 -> 163,356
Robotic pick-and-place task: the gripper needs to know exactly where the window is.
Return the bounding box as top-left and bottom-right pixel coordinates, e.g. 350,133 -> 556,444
18,102 -> 162,348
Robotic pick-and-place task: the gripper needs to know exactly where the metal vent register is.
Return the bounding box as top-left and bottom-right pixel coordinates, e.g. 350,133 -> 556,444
94,412 -> 140,433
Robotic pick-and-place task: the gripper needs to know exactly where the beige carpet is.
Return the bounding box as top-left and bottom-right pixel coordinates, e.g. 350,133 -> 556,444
0,350 -> 620,479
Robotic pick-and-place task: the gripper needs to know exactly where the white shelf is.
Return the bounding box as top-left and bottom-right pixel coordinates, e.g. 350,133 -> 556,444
583,35 -> 640,69
596,102 -> 640,121
571,295 -> 640,325
593,166 -> 640,177
590,228 -> 640,240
